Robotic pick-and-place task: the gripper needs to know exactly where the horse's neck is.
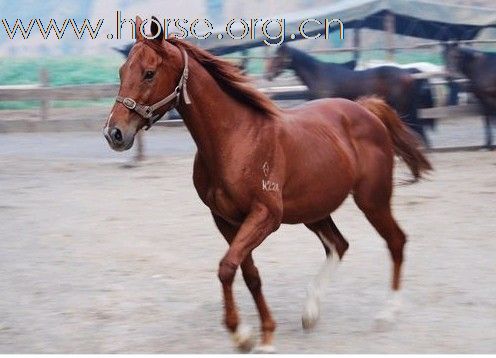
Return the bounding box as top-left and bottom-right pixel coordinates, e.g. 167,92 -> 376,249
288,49 -> 322,87
176,58 -> 259,164
459,49 -> 478,77
289,49 -> 348,89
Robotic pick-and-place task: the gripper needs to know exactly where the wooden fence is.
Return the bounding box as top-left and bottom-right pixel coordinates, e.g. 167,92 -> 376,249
0,68 -> 487,157
0,69 -> 478,121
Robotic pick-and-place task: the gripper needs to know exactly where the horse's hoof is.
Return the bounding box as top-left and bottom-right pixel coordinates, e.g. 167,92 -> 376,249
302,298 -> 320,331
373,310 -> 396,331
373,292 -> 402,331
253,345 -> 277,354
232,323 -> 255,353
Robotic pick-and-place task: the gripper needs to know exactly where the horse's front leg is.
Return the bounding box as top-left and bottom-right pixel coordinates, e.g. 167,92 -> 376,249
213,214 -> 277,352
241,253 -> 276,353
216,202 -> 281,352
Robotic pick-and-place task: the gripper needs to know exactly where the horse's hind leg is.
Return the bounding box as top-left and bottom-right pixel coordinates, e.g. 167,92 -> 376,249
484,113 -> 494,149
352,166 -> 406,325
302,217 -> 349,330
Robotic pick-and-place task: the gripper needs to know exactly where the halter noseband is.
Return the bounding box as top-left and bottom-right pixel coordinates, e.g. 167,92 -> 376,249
115,48 -> 192,130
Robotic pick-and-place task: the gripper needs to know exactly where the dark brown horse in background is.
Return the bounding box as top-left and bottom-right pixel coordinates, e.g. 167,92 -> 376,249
265,44 -> 431,146
443,42 -> 496,148
104,17 -> 432,353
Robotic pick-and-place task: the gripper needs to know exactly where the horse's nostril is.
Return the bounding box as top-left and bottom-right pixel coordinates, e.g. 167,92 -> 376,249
111,128 -> 123,143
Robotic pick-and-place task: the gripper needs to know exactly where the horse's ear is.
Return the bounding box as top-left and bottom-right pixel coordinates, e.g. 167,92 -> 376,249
150,16 -> 164,42
135,16 -> 144,42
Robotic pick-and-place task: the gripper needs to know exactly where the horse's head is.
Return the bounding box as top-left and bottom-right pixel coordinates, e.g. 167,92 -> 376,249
104,16 -> 187,151
442,41 -> 461,75
265,44 -> 290,81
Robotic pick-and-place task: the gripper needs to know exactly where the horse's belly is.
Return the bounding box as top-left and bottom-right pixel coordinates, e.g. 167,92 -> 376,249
281,179 -> 353,224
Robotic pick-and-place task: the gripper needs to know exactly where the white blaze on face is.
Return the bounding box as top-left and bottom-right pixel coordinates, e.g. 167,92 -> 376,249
103,111 -> 114,137
302,231 -> 340,329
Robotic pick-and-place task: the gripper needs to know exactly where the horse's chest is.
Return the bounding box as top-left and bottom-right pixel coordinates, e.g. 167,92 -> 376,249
204,186 -> 246,225
192,162 -> 242,224
192,152 -> 279,224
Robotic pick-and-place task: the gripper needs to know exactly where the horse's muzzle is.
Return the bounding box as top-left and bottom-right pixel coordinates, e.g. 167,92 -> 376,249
103,126 -> 135,152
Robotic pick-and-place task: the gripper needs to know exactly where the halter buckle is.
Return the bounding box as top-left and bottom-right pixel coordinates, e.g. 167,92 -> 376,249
143,107 -> 154,118
122,97 -> 137,110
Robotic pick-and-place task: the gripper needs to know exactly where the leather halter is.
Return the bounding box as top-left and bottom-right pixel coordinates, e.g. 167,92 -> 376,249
115,48 -> 192,130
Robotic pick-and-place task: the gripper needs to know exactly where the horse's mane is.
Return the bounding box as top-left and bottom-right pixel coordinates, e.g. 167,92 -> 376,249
143,38 -> 279,118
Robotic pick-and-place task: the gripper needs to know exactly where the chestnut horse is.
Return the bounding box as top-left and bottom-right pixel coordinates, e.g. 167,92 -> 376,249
103,17 -> 432,353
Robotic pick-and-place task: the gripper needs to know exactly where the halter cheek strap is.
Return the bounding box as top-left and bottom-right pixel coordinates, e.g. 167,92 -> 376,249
115,48 -> 192,130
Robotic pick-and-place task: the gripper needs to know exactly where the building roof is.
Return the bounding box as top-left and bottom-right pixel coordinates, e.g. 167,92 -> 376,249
202,0 -> 496,54
117,0 -> 496,56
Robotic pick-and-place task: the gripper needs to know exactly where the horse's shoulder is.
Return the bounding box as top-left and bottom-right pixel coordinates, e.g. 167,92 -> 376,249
193,153 -> 209,190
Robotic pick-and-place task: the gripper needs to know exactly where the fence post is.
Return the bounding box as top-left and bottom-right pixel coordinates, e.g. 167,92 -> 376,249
39,68 -> 49,120
353,28 -> 361,63
384,12 -> 396,61
241,49 -> 249,72
135,130 -> 145,162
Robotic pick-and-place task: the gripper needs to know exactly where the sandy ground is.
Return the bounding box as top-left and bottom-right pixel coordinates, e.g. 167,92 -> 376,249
0,129 -> 495,353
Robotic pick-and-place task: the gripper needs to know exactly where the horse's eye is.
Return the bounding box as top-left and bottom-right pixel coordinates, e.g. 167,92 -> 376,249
144,70 -> 155,80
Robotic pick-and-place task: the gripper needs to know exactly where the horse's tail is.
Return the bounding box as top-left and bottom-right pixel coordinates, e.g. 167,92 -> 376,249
357,96 -> 433,181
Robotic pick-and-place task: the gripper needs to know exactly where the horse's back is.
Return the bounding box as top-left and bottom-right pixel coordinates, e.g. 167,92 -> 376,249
283,98 -> 387,137
280,97 -> 391,166
357,65 -> 409,78
280,98 -> 357,154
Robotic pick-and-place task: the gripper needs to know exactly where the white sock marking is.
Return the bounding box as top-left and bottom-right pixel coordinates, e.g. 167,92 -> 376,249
254,344 -> 276,354
302,232 -> 340,329
375,290 -> 403,325
232,323 -> 254,351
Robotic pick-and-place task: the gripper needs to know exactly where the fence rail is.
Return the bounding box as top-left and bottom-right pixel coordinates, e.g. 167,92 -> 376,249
0,67 -> 488,155
0,84 -> 119,101
0,73 -> 478,121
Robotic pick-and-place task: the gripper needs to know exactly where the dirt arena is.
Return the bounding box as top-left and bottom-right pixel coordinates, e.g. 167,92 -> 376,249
0,128 -> 495,353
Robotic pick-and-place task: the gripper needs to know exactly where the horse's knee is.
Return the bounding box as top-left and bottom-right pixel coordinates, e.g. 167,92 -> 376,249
218,259 -> 237,286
